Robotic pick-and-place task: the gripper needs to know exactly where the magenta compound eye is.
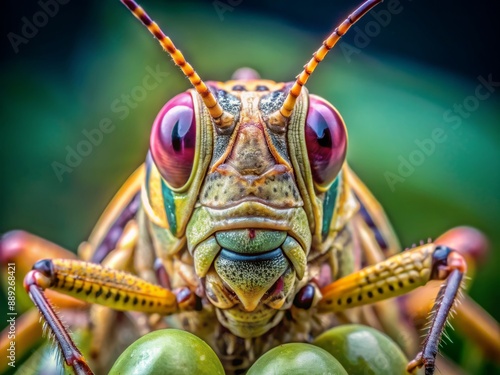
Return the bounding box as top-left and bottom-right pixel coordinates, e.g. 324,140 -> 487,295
150,92 -> 197,188
304,95 -> 347,187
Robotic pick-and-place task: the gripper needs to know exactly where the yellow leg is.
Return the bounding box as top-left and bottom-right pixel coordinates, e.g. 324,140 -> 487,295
0,230 -> 88,309
318,242 -> 468,375
403,227 -> 500,364
0,231 -> 89,374
318,244 -> 438,312
23,258 -> 193,375
27,259 -> 178,313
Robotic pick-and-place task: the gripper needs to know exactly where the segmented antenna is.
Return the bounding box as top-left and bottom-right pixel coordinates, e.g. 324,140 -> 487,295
120,0 -> 224,121
279,0 -> 383,118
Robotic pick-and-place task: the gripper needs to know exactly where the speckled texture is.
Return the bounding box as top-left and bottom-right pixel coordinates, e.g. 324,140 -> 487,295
112,80 -> 419,375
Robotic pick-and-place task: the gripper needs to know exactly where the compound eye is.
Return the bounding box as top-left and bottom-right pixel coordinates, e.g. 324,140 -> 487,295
305,95 -> 347,187
150,92 -> 196,189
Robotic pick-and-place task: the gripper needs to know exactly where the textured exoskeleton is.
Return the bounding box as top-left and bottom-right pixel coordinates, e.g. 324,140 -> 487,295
1,1 -> 499,375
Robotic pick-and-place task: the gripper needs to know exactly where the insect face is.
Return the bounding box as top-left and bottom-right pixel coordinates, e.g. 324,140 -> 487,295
145,71 -> 349,339
138,0 -> 360,333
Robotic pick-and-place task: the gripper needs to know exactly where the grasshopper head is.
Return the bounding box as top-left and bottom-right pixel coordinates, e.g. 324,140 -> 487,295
122,0 -> 381,338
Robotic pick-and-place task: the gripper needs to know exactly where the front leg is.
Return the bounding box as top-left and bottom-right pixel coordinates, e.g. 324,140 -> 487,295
317,243 -> 467,375
406,250 -> 465,374
24,258 -> 193,375
0,231 -> 90,374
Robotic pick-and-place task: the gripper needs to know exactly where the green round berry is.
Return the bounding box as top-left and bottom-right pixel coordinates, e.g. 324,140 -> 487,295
313,324 -> 411,375
247,342 -> 348,375
109,329 -> 224,375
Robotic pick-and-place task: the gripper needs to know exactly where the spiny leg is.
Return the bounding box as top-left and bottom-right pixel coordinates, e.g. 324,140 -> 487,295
23,258 -> 192,375
404,227 -> 500,364
0,231 -> 89,374
25,269 -> 93,375
408,258 -> 464,375
317,243 -> 468,375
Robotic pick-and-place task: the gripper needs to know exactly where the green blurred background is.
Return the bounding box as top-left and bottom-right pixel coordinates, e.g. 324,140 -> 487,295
1,0 -> 499,374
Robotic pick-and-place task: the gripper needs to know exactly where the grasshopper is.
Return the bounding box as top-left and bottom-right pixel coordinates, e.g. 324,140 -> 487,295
1,0 -> 499,374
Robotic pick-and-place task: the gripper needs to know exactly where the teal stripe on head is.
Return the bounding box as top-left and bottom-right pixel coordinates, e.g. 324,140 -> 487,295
161,179 -> 177,236
322,176 -> 340,240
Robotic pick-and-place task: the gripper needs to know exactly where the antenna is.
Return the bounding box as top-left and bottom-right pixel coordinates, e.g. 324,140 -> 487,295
279,0 -> 383,118
121,0 -> 231,125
